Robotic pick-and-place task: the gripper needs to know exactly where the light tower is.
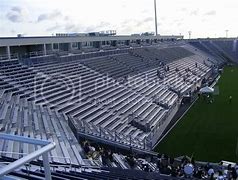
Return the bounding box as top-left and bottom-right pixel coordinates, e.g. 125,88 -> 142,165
188,31 -> 192,39
225,30 -> 229,38
154,0 -> 158,36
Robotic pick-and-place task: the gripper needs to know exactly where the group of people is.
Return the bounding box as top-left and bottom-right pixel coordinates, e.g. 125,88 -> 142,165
82,140 -> 114,164
120,151 -> 238,180
156,155 -> 238,179
156,63 -> 198,84
82,140 -> 238,179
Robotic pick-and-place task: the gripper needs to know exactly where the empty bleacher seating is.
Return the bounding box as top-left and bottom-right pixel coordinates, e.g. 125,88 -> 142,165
0,44 -> 220,170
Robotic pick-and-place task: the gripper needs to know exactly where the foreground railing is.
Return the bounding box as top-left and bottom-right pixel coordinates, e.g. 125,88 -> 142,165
0,151 -> 72,165
0,133 -> 56,180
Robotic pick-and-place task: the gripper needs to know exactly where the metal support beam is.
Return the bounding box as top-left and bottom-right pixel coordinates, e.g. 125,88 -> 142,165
43,44 -> 47,56
68,42 -> 73,51
42,153 -> 52,180
6,46 -> 11,60
0,133 -> 49,146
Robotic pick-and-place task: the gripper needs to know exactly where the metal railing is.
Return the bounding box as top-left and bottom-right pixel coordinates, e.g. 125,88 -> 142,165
0,133 -> 56,180
0,53 -> 18,61
68,116 -> 152,151
0,151 -> 72,165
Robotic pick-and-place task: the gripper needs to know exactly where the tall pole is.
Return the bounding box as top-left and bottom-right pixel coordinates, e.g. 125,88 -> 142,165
154,0 -> 158,36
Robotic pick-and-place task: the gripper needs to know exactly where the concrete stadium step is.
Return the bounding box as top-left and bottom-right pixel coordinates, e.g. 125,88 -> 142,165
73,105 -> 101,119
92,111 -> 113,125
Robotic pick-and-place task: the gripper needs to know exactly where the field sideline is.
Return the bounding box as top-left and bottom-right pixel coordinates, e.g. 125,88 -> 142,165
155,66 -> 238,162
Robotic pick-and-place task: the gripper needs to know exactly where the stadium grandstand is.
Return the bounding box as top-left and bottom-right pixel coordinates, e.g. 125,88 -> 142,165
1,34 -> 238,179
1,0 -> 238,179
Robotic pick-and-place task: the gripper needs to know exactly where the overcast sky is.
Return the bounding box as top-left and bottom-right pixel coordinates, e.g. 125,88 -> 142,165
0,0 -> 237,38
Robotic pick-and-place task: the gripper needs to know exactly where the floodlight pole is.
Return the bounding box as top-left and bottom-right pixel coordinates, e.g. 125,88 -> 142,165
154,0 -> 158,36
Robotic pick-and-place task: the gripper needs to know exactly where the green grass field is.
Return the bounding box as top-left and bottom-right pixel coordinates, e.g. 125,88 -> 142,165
155,66 -> 238,162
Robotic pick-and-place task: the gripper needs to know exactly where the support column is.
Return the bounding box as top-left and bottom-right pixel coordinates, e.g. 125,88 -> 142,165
78,42 -> 82,50
43,44 -> 47,56
98,41 -> 102,49
42,153 -> 52,180
7,46 -> 11,60
68,43 -> 73,51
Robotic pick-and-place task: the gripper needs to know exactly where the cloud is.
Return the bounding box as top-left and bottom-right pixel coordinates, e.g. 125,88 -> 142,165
46,24 -> 62,32
120,26 -> 134,34
84,21 -> 112,32
173,18 -> 184,23
65,23 -> 80,32
11,7 -> 22,13
141,9 -> 150,14
118,17 -> 154,34
122,17 -> 153,27
46,21 -> 112,33
144,17 -> 153,22
64,16 -> 70,21
97,21 -> 111,28
11,30 -> 16,34
180,8 -> 187,12
37,10 -> 62,22
190,9 -> 199,16
46,23 -> 80,33
121,3 -> 127,8
204,10 -> 216,16
85,26 -> 96,32
136,17 -> 154,27
121,0 -> 127,8
6,6 -> 29,23
45,13 -> 113,33
121,19 -> 133,26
